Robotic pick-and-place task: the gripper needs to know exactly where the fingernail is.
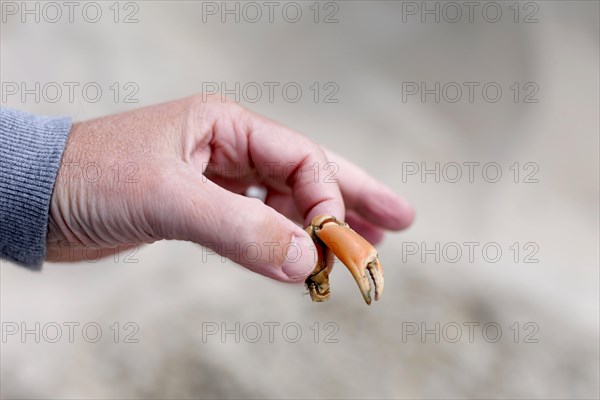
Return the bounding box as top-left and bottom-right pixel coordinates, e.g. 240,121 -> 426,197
282,233 -> 317,281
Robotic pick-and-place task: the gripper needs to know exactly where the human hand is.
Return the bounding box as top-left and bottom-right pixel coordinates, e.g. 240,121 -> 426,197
47,95 -> 414,282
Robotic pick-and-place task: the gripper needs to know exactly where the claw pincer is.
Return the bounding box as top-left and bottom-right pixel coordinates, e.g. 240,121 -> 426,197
305,215 -> 384,305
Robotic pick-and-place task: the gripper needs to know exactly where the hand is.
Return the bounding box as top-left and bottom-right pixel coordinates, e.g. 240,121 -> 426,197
47,95 -> 414,282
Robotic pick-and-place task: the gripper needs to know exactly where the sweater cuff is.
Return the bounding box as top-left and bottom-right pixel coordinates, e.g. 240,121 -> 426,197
0,107 -> 72,269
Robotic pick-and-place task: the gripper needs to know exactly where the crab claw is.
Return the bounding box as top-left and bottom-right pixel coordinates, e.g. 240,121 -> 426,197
304,215 -> 384,305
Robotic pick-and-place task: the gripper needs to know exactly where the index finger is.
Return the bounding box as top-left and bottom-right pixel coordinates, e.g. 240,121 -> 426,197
323,149 -> 415,230
211,105 -> 345,225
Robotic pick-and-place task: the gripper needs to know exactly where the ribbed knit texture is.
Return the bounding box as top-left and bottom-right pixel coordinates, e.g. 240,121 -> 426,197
0,107 -> 71,269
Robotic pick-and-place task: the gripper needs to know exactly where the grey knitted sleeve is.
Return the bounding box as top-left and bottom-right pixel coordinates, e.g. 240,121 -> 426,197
0,107 -> 72,269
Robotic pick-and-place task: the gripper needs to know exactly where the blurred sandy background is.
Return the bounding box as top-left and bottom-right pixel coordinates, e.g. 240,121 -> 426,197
1,1 -> 599,399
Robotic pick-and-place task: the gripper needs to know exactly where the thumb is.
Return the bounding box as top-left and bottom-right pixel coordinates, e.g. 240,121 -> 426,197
161,175 -> 317,283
